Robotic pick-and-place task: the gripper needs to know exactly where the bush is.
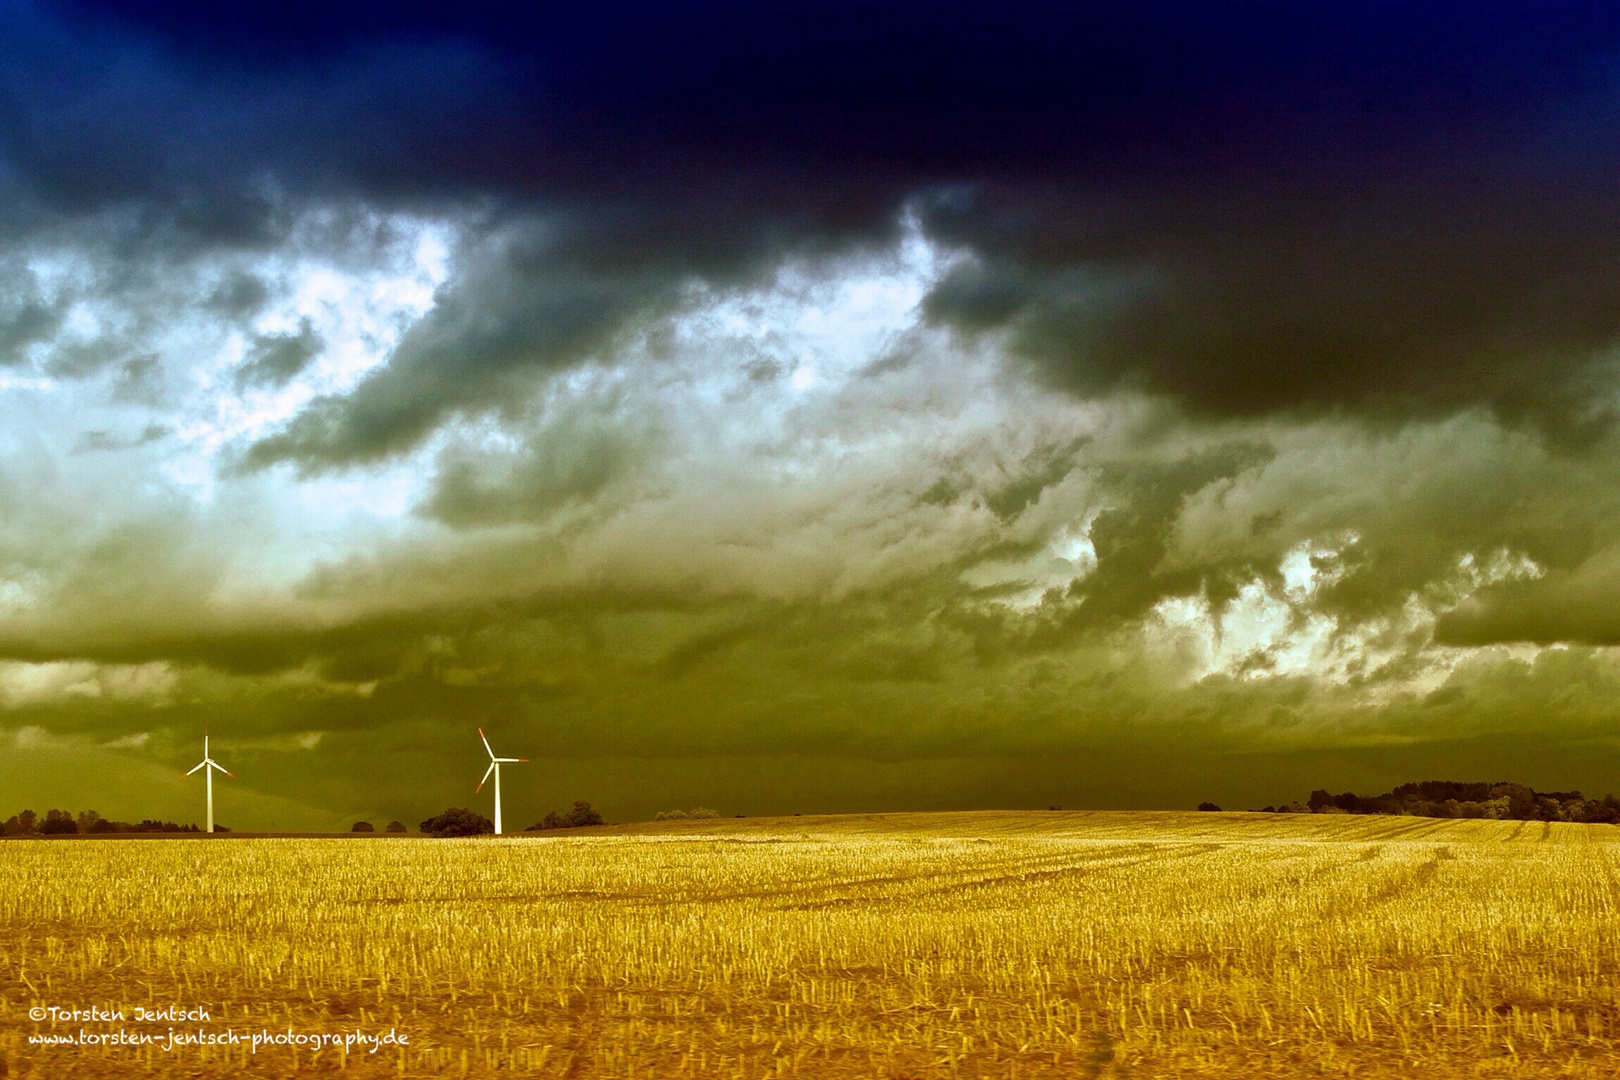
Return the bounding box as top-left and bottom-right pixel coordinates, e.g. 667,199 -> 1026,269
351,821 -> 375,832
419,808 -> 494,837
385,820 -> 406,833
1197,802 -> 1222,812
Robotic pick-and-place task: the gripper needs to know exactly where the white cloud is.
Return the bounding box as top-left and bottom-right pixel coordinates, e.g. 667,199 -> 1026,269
0,661 -> 176,707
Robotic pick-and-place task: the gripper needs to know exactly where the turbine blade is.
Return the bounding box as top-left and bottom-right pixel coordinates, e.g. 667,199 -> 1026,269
496,757 -> 523,763
478,728 -> 495,760
186,761 -> 206,776
476,761 -> 495,791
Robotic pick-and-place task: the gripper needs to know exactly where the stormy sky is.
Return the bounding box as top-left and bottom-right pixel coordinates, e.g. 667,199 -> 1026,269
5,0 -> 1620,828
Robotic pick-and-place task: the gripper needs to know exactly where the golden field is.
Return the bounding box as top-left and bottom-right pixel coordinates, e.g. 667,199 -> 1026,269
4,810 -> 1620,1078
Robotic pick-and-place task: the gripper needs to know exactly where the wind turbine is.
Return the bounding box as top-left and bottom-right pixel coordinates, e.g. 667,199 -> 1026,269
184,727 -> 234,834
475,728 -> 527,835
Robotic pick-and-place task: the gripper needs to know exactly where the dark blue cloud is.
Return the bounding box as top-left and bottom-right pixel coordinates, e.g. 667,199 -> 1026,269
34,1 -> 1620,185
9,0 -> 1620,462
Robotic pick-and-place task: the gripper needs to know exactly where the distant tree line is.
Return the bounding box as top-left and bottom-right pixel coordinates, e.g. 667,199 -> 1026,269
2,803 -> 615,837
416,801 -> 605,837
1,810 -> 220,835
1247,781 -> 1620,823
419,808 -> 493,836
653,807 -> 719,821
527,801 -> 604,831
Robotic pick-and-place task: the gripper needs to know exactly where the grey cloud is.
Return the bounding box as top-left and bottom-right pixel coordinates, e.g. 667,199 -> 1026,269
422,405 -> 647,529
108,352 -> 163,404
0,258 -> 65,366
234,317 -> 322,389
981,437 -> 1091,521
72,423 -> 169,453
204,271 -> 270,317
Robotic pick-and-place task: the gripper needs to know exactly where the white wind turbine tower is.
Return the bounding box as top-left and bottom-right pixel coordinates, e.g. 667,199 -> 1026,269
475,728 -> 527,835
184,727 -> 234,834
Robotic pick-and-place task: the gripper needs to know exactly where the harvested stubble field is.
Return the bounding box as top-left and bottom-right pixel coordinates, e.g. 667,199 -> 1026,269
3,811 -> 1620,1078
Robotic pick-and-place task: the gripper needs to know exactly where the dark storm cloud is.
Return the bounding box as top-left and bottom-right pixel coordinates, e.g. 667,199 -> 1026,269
5,1 -> 1620,462
921,179 -> 1620,438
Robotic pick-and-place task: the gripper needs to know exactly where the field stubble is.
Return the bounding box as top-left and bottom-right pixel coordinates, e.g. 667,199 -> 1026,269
3,810 -> 1619,1078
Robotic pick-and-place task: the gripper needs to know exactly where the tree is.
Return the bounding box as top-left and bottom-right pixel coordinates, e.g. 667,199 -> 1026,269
1505,785 -> 1537,820
527,811 -> 566,831
419,808 -> 493,837
40,809 -> 78,835
1197,802 -> 1222,812
2,810 -> 39,835
351,821 -> 375,832
527,802 -> 606,831
565,801 -> 604,827
385,820 -> 406,833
